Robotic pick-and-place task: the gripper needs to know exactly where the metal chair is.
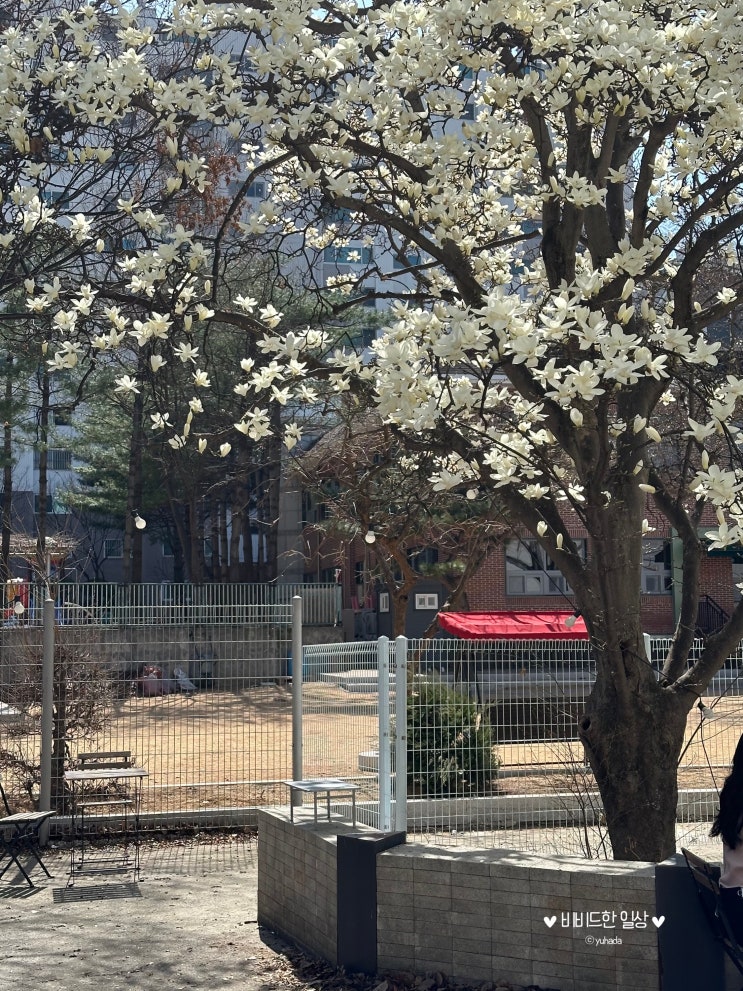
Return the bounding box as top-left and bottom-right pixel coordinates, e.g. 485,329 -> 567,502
0,780 -> 56,888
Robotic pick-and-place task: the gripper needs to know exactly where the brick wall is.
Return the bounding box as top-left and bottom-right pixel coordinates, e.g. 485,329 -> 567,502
467,537 -> 735,635
257,809 -> 347,963
376,845 -> 658,991
258,810 -> 667,991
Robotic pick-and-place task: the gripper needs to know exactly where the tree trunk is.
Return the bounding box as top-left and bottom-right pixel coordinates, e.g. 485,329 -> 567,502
209,504 -> 220,579
242,508 -> 255,581
219,502 -> 229,581
580,644 -> 690,861
576,492 -> 695,861
122,389 -> 144,584
189,494 -> 205,584
1,362 -> 13,583
263,414 -> 282,582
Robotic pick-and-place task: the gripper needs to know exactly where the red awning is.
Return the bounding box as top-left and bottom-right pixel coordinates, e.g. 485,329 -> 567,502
437,610 -> 589,640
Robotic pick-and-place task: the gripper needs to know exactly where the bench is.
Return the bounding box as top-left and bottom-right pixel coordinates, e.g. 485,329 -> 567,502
285,779 -> 358,826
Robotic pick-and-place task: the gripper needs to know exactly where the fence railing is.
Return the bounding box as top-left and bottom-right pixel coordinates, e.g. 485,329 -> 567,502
2,582 -> 341,628
0,603 -> 298,827
3,620 -> 741,856
300,635 -> 743,858
301,639 -> 397,830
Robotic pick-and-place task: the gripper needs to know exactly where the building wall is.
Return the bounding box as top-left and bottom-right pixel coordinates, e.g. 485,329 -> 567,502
298,491 -> 738,638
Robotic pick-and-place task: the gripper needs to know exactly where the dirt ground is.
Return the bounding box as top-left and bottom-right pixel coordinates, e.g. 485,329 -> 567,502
1,833 -> 551,991
3,682 -> 740,819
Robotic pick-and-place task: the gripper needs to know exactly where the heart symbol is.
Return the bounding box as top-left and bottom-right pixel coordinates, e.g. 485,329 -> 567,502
544,916 -> 557,928
652,916 -> 665,928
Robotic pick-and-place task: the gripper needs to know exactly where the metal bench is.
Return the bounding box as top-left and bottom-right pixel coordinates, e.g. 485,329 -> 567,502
285,779 -> 358,827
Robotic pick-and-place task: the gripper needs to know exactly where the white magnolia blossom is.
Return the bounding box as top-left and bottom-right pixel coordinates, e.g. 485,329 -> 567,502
2,0 -> 743,566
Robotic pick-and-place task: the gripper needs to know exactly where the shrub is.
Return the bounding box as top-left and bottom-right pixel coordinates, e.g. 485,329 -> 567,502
407,676 -> 499,796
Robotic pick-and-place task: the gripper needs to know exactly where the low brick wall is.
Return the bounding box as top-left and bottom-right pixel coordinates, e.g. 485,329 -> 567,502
258,809 -> 354,963
257,809 -> 725,991
376,845 -> 657,991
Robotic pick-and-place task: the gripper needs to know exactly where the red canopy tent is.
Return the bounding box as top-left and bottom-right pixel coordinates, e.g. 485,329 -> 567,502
437,610 -> 588,640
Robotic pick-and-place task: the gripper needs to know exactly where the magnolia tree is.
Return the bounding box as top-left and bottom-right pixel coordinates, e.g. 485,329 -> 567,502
297,410 -> 509,637
5,0 -> 743,859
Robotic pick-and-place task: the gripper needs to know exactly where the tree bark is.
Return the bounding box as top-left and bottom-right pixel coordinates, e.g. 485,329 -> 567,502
1,360 -> 13,583
122,389 -> 144,584
580,643 -> 690,861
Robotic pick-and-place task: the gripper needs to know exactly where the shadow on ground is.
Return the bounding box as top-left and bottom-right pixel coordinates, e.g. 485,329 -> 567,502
2,833 -> 557,991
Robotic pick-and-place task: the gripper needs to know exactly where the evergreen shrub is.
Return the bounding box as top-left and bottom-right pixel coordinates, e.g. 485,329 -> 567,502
406,676 -> 499,796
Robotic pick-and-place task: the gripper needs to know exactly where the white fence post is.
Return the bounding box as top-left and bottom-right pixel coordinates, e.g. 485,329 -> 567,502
39,594 -> 55,844
394,635 -> 408,833
378,636 -> 391,830
291,595 -> 303,801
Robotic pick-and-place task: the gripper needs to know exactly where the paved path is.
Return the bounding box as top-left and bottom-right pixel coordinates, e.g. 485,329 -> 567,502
0,835 -> 300,991
1,828 -> 724,991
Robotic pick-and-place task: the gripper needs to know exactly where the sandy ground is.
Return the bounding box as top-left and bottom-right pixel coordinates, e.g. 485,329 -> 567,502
3,682 -> 741,822
1,835 -> 281,991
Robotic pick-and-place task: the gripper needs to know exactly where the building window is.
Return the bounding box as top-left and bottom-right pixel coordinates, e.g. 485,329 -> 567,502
162,540 -> 174,558
33,448 -> 72,471
34,494 -> 53,515
408,547 -> 439,571
379,591 -> 390,613
414,592 -> 439,610
104,538 -> 123,559
51,407 -> 73,427
323,245 -> 374,265
641,539 -> 672,594
505,537 -> 585,595
34,492 -> 67,514
393,251 -> 422,269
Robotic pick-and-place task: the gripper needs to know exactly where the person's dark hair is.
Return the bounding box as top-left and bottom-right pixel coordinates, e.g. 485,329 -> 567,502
711,733 -> 743,848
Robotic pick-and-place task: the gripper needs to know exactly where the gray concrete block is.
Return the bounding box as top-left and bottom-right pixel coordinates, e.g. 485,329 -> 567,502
450,953 -> 494,981
486,955 -> 534,988
448,933 -> 491,956
489,872 -> 532,892
413,856 -> 452,873
413,870 -> 453,889
527,879 -> 573,898
411,897 -> 452,918
451,897 -> 492,919
452,859 -> 491,877
449,916 -> 492,940
451,872 -> 492,892
572,949 -> 619,973
378,953 -> 416,972
530,942 -> 576,966
532,964 -> 575,988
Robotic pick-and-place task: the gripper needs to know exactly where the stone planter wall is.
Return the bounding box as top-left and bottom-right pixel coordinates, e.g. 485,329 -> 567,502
257,809 -> 728,991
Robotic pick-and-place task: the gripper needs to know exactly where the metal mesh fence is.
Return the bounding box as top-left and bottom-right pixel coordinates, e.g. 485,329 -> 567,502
293,635 -> 743,857
7,581 -> 339,628
4,606 -> 743,853
401,636 -> 743,856
300,639 -> 397,829
0,588 -> 304,828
